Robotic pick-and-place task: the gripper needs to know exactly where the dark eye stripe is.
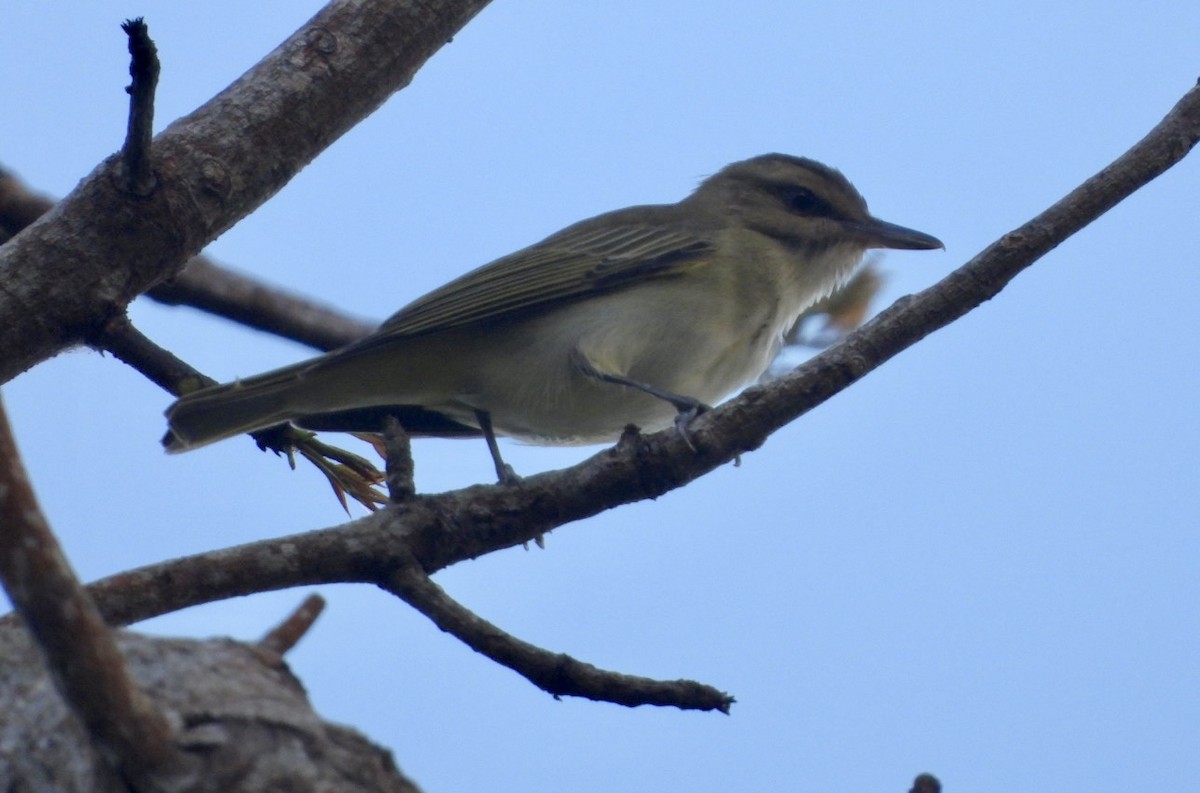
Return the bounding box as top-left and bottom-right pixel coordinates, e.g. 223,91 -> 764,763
782,186 -> 837,218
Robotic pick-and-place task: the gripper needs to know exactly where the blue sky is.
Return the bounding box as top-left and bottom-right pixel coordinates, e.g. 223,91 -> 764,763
3,3 -> 1198,791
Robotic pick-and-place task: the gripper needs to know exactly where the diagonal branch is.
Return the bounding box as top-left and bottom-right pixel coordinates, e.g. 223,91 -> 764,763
0,166 -> 374,352
0,0 -> 491,385
46,79 -> 1200,636
99,312 -> 217,395
739,77 -> 1200,445
95,312 -> 387,510
258,593 -> 327,655
383,557 -> 733,711
149,258 -> 375,350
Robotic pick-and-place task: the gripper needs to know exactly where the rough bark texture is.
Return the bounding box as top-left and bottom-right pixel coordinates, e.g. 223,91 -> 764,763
0,626 -> 421,792
0,0 -> 489,384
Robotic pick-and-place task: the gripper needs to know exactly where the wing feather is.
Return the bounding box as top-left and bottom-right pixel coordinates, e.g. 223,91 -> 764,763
365,208 -> 718,342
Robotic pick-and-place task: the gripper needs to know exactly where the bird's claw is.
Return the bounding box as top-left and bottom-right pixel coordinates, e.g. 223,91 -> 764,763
673,401 -> 710,452
497,463 -> 522,485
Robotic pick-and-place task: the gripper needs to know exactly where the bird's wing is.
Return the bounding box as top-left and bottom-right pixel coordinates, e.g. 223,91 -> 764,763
367,211 -> 716,342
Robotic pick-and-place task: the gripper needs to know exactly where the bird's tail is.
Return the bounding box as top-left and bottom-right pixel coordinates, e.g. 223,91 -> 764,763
163,361 -> 311,453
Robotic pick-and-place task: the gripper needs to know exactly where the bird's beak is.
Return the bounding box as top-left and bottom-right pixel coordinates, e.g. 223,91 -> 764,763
854,218 -> 944,251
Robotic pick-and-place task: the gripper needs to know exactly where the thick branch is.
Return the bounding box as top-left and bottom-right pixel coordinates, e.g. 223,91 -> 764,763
1,627 -> 422,792
0,396 -> 192,790
0,0 -> 490,384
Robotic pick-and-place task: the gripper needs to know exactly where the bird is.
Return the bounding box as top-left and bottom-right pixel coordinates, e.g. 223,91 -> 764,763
164,153 -> 942,481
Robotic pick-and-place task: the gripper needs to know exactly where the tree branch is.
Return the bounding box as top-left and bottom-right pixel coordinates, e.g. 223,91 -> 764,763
44,78 -> 1199,638
99,312 -> 217,394
150,258 -> 375,350
258,593 -> 327,655
0,166 -> 375,351
120,18 -> 160,197
0,0 -> 490,384
737,77 -> 1200,444
1,627 -> 422,791
3,28 -> 1196,709
909,773 -> 942,793
384,557 -> 733,711
0,166 -> 51,241
0,396 -> 194,791
382,416 -> 417,503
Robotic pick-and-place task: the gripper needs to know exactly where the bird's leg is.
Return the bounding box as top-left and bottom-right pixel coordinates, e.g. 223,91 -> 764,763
573,354 -> 709,450
474,409 -> 520,484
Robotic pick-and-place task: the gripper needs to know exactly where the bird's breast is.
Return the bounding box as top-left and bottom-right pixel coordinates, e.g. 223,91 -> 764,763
432,239 -> 864,444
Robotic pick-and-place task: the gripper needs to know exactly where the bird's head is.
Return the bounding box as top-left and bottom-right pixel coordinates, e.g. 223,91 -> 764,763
691,153 -> 943,255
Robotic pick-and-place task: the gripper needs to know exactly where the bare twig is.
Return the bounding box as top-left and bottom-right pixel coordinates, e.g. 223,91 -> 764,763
120,18 -> 159,197
0,395 -> 192,790
383,558 -> 733,711
909,773 -> 942,793
259,593 -> 326,655
98,313 -> 217,395
382,416 -> 416,502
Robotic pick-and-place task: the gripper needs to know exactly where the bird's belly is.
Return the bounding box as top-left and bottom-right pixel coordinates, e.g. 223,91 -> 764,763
434,285 -> 790,444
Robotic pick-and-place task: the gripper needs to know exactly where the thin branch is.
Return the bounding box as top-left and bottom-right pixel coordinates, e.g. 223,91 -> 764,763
383,558 -> 733,711
0,395 -> 192,790
42,79 -> 1200,636
258,593 -> 327,655
98,313 -> 216,394
120,18 -> 159,197
741,77 -> 1200,448
0,166 -> 374,350
90,312 -> 387,509
382,416 -> 416,502
909,774 -> 942,793
149,258 -> 375,351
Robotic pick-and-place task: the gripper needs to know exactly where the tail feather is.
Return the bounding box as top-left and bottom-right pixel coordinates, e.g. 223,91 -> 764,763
164,364 -> 308,453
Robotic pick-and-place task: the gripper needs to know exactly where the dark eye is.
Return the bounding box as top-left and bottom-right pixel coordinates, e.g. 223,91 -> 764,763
784,187 -> 834,217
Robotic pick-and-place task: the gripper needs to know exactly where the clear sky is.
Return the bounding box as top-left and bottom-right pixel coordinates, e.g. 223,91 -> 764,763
3,2 -> 1198,791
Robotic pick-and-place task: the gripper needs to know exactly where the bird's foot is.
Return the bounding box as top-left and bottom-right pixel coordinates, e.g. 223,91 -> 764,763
673,400 -> 711,452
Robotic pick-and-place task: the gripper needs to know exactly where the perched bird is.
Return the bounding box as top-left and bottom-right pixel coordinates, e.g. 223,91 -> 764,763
164,154 -> 942,480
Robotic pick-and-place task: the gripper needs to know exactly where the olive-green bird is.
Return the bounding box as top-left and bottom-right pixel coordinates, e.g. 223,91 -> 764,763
164,154 -> 942,479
